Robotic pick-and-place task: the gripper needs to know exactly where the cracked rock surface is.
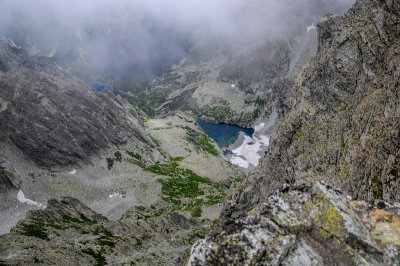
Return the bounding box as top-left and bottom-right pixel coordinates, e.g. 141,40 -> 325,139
188,182 -> 400,265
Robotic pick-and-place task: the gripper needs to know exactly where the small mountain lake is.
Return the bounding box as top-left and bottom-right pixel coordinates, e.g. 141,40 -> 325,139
197,119 -> 254,148
90,83 -> 113,92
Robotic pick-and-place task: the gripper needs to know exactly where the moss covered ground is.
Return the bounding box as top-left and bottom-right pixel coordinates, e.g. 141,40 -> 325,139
109,149 -> 239,218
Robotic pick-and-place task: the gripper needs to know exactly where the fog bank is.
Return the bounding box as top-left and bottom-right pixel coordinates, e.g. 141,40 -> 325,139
0,0 -> 355,78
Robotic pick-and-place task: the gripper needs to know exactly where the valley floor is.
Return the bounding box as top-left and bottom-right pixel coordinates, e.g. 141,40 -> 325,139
0,112 -> 245,235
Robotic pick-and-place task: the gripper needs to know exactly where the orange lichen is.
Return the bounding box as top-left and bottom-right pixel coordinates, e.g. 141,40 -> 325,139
369,209 -> 400,246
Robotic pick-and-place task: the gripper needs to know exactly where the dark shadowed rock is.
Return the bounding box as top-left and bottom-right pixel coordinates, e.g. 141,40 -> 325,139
0,68 -> 152,167
0,166 -> 19,192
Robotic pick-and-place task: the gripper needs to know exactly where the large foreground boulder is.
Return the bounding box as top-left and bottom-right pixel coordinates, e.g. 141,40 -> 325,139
188,182 -> 400,265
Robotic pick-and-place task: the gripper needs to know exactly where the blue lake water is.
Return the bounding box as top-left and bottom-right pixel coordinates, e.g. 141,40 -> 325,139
90,83 -> 113,92
197,119 -> 254,148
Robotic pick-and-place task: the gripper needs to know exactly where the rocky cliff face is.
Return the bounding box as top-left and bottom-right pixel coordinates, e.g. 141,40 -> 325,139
0,35 -> 152,168
186,0 -> 400,264
258,0 -> 400,202
0,69 -> 152,168
223,0 -> 400,222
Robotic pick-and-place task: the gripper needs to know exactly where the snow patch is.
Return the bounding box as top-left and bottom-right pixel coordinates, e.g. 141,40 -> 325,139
69,169 -> 77,175
254,123 -> 265,132
229,122 -> 270,169
258,135 -> 270,146
307,24 -> 316,33
231,84 -> 236,88
108,192 -> 123,199
230,156 -> 249,168
17,190 -> 43,207
230,135 -> 269,168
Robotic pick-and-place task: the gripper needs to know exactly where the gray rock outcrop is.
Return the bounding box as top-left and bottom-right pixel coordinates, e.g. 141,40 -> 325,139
188,182 -> 400,265
0,40 -> 152,167
0,197 -> 206,265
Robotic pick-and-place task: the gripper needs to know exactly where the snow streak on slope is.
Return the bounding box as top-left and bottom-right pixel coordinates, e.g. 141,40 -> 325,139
17,190 -> 43,207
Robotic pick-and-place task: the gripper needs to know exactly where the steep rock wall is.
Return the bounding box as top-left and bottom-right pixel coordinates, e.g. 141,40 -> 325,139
249,0 -> 400,207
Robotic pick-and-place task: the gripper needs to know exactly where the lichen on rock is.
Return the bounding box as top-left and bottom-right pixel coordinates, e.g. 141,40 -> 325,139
188,182 -> 400,265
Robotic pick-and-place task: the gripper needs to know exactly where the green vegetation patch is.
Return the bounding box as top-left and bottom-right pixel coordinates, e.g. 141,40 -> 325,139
182,71 -> 201,87
206,105 -> 237,122
211,219 -> 219,230
150,136 -> 161,147
114,82 -> 177,117
125,151 -> 147,168
106,151 -> 125,170
231,176 -> 244,183
148,136 -> 168,157
154,161 -> 227,217
190,206 -> 203,218
183,126 -> 219,156
126,151 -> 142,161
253,109 -> 260,120
197,134 -> 219,156
205,194 -> 226,205
19,215 -> 83,240
20,223 -> 49,240
96,236 -> 116,247
238,81 -> 248,90
91,226 -> 114,237
81,248 -> 107,266
372,175 -> 383,199
125,152 -> 229,217
152,126 -> 174,131
106,158 -> 114,170
170,156 -> 185,162
114,151 -> 122,162
255,96 -> 265,108
245,89 -> 255,95
159,176 -> 205,199
62,214 -> 97,225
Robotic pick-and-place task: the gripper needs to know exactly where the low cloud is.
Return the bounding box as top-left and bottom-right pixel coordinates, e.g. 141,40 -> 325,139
0,0 -> 355,77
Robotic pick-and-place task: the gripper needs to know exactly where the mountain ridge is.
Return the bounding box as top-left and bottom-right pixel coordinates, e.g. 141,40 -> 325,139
1,0 -> 400,265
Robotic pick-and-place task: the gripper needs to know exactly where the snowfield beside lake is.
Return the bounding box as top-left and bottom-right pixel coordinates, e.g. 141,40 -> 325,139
229,130 -> 269,169
228,111 -> 277,170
